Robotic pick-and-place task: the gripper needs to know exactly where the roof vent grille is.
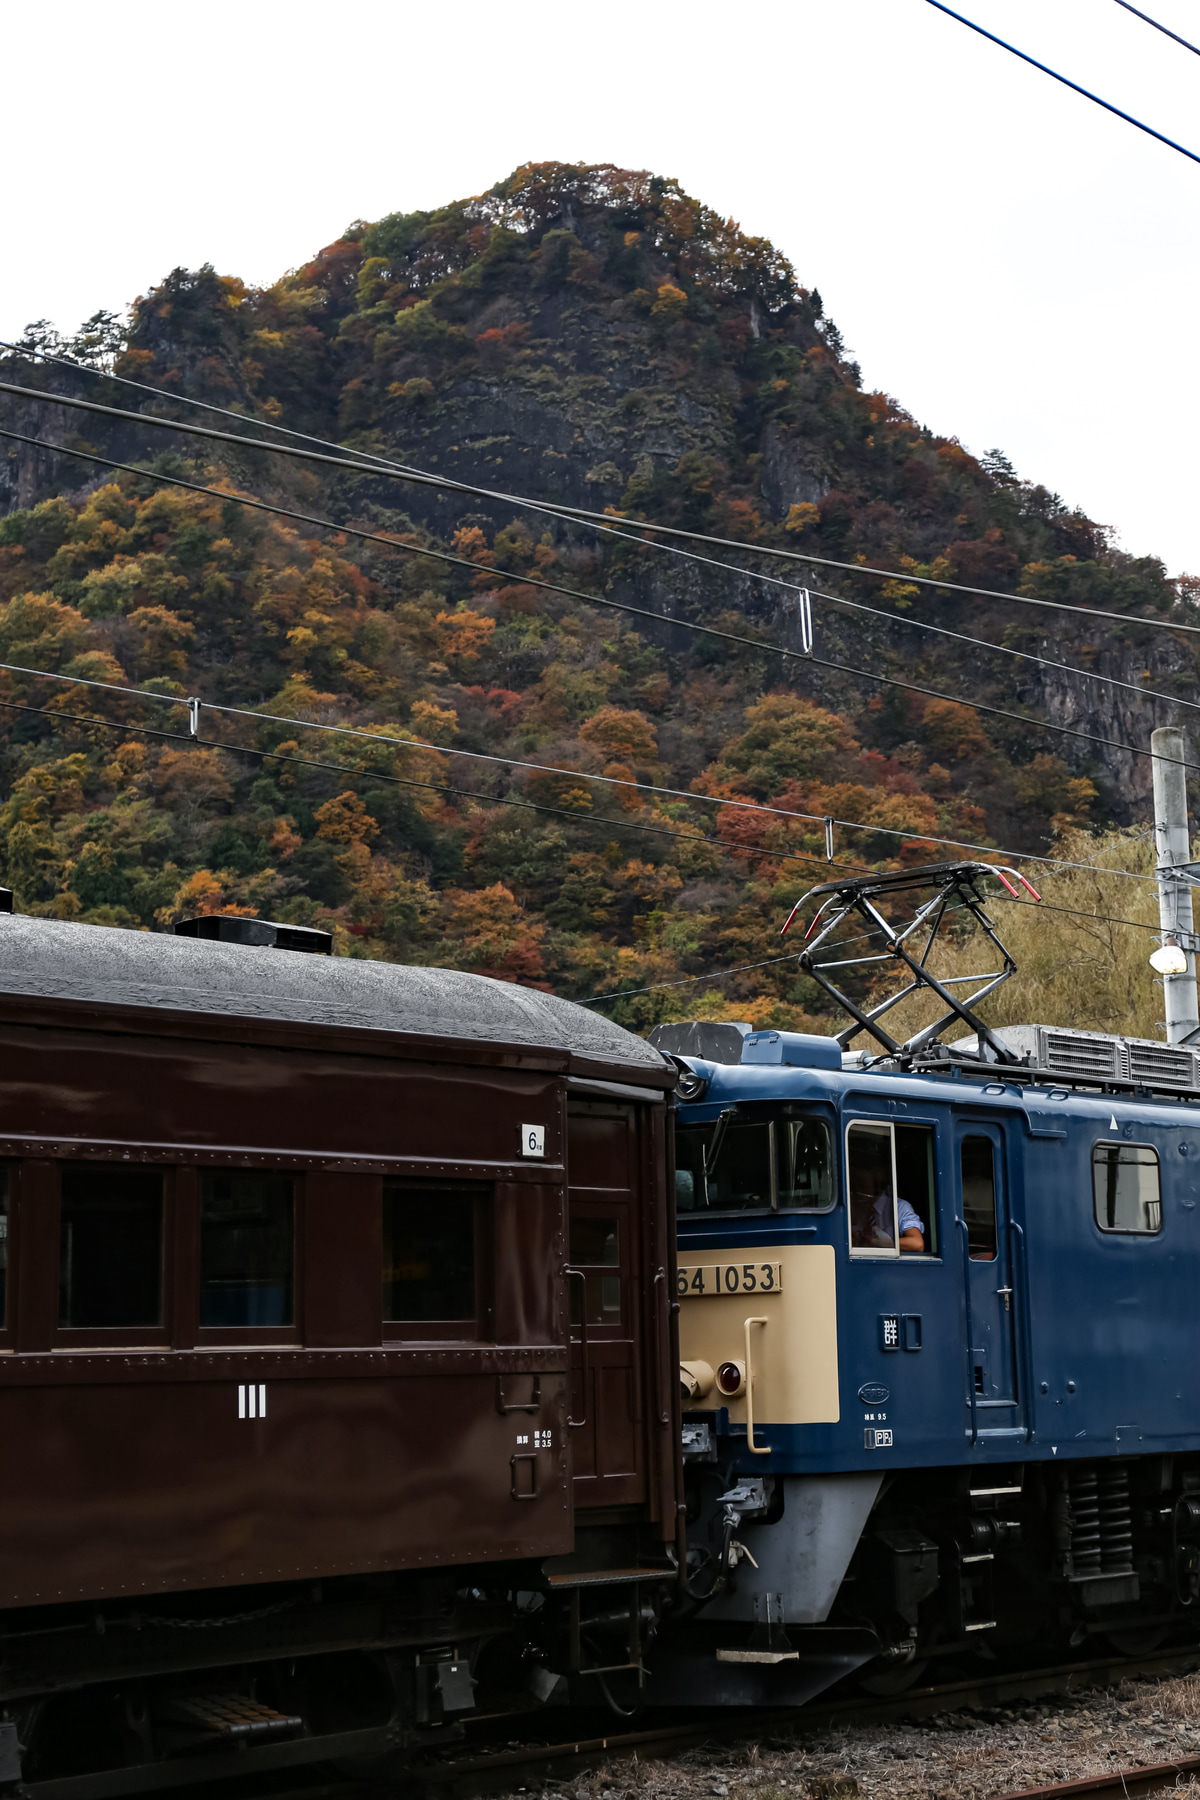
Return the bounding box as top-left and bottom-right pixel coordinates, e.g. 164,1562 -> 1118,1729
1128,1041 -> 1196,1087
1041,1030 -> 1121,1081
174,915 -> 332,955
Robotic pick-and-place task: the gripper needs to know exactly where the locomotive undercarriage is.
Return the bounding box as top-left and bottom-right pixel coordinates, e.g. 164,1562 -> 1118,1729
665,1448 -> 1200,1703
0,1526 -> 676,1799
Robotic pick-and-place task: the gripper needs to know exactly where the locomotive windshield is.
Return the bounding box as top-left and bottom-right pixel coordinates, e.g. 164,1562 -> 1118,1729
675,1113 -> 833,1212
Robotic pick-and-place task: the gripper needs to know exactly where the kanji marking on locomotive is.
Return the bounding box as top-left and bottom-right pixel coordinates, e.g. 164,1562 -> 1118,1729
237,1384 -> 267,1420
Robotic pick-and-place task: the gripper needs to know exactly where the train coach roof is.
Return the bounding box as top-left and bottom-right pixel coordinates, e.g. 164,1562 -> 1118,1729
0,915 -> 668,1076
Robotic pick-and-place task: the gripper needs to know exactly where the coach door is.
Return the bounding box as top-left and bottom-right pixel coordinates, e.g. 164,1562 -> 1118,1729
957,1122 -> 1023,1430
566,1099 -> 647,1508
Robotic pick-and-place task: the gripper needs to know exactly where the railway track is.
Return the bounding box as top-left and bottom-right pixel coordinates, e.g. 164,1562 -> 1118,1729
409,1640 -> 1200,1795
1001,1756 -> 1200,1800
24,1641 -> 1200,1800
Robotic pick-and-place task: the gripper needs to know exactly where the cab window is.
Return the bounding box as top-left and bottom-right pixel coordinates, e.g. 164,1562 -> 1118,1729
676,1115 -> 833,1213
778,1118 -> 835,1208
1092,1144 -> 1161,1235
847,1121 -> 936,1256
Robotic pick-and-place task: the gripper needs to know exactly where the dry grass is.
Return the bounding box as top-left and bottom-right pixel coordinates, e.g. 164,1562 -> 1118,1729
520,1667 -> 1200,1800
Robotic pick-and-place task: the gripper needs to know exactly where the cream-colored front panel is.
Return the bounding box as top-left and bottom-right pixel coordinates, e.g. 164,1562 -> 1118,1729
677,1242 -> 839,1425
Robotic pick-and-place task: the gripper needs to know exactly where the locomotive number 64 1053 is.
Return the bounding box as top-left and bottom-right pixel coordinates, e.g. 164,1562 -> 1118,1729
677,1262 -> 782,1296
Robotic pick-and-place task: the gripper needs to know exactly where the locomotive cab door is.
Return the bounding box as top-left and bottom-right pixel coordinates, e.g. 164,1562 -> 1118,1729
566,1098 -> 648,1509
957,1122 -> 1024,1430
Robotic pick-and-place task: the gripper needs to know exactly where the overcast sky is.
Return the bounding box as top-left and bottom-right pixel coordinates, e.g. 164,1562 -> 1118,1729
5,0 -> 1197,573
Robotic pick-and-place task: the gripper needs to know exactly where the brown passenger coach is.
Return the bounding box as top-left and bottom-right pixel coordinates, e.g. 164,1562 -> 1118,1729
0,912 -> 680,1797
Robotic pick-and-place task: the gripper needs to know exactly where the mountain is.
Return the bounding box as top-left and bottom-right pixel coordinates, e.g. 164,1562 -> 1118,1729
0,161 -> 1191,1031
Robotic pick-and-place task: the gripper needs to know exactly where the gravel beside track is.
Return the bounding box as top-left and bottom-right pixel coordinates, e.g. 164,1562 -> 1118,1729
449,1664 -> 1200,1800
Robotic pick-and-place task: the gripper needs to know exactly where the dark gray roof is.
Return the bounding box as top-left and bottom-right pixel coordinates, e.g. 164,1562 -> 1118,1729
0,915 -> 668,1073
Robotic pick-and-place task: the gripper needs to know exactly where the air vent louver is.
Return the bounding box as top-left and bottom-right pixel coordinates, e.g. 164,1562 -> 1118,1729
1128,1042 -> 1197,1088
1041,1030 -> 1121,1080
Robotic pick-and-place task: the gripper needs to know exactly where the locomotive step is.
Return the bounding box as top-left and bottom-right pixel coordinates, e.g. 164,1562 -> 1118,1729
158,1694 -> 302,1741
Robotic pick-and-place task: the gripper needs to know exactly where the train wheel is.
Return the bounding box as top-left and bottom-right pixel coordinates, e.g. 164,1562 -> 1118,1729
857,1657 -> 929,1696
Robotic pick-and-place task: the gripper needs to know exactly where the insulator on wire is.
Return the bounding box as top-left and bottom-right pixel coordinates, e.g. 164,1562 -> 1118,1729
798,588 -> 813,656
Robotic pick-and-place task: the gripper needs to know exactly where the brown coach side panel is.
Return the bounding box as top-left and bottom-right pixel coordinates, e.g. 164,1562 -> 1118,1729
0,916 -> 675,1611
0,1356 -> 571,1606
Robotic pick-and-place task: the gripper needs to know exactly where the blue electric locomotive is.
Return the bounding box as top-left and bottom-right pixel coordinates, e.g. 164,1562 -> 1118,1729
644,863 -> 1200,1707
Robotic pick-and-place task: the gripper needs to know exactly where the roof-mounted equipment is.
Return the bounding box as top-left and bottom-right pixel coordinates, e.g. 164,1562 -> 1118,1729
175,915 -> 333,955
779,860 -> 1040,1064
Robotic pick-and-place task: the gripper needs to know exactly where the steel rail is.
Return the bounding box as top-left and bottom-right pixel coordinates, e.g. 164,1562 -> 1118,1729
404,1641 -> 1200,1789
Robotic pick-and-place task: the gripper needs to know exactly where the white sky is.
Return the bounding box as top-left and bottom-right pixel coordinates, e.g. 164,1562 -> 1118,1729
4,0 -> 1198,572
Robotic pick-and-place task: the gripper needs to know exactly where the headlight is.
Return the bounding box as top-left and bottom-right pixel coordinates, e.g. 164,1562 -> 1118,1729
674,1058 -> 710,1101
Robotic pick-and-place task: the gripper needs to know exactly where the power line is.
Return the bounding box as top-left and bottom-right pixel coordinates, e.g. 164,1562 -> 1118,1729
19,336 -> 1189,720
6,408 -> 1193,747
582,885 -> 1165,1015
925,0 -> 1200,166
581,889 -> 1163,1012
0,425 -> 1177,886
16,681 -> 1159,997
1,380 -> 1174,973
1112,0 -> 1200,59
813,582 -> 1200,719
0,689 -> 1163,965
0,694 -> 866,877
0,635 -> 1164,893
2,421 -> 1197,820
580,948 -> 806,1007
3,371 -> 1198,641
0,422 -> 830,675
0,338 -> 432,473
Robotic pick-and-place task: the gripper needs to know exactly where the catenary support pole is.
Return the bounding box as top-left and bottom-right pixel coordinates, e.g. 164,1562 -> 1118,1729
1151,726 -> 1200,1044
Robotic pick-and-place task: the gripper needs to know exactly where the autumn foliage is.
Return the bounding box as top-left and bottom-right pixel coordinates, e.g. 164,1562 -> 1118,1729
0,161 -> 1190,1034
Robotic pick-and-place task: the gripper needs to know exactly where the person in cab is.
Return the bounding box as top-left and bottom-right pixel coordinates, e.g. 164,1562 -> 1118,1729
849,1148 -> 925,1252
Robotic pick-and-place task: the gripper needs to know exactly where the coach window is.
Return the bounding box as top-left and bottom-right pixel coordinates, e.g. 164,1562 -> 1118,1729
199,1172 -> 294,1327
570,1214 -> 622,1326
847,1121 -> 936,1256
1093,1144 -> 1162,1235
0,1165 -> 9,1333
59,1164 -> 164,1332
384,1180 -> 483,1339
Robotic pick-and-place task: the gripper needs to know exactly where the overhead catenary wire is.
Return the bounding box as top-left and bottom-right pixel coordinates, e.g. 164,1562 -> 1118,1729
582,890 -> 1163,1010
0,425 -> 1176,889
924,0 -> 1200,166
0,338 -> 433,471
1,420 -> 1197,841
12,339 -> 1189,719
3,371 -> 1200,642
5,399 -> 1195,739
1113,0 -> 1200,57
580,949 -> 807,1006
0,694 -> 870,878
0,684 -> 1158,1000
